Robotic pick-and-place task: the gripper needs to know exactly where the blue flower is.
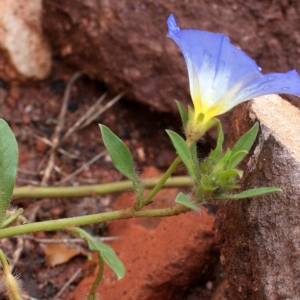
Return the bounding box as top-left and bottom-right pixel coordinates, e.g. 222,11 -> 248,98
167,14 -> 300,132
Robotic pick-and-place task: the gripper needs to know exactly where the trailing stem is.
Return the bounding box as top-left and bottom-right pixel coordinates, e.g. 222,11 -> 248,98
0,205 -> 189,239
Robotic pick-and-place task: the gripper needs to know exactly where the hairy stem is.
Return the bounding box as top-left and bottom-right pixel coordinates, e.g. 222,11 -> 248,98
68,227 -> 105,299
86,253 -> 104,299
0,248 -> 9,273
0,205 -> 189,239
0,248 -> 23,300
141,156 -> 182,206
0,208 -> 24,229
13,176 -> 192,199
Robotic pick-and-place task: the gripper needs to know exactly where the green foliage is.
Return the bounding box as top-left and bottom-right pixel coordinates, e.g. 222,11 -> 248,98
175,192 -> 198,210
227,150 -> 248,169
166,130 -> 198,182
72,227 -> 125,280
88,240 -> 125,280
194,122 -> 259,202
100,125 -> 144,205
190,142 -> 200,180
212,149 -> 231,172
166,121 -> 266,204
217,187 -> 282,199
187,106 -> 194,123
209,120 -> 224,160
175,100 -> 188,129
229,122 -> 258,165
0,119 -> 18,224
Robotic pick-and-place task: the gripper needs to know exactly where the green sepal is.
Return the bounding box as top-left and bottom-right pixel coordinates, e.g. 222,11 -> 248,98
195,182 -> 215,202
227,150 -> 248,169
209,120 -> 224,160
0,119 -> 18,223
200,175 -> 216,190
201,184 -> 216,193
217,187 -> 281,199
230,122 -> 258,160
175,192 -> 198,210
209,169 -> 242,186
99,125 -> 144,203
187,106 -> 194,121
166,130 -> 197,181
175,100 -> 188,129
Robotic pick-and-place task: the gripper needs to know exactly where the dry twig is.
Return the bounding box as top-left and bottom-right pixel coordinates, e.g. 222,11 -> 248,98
10,237 -> 23,271
53,268 -> 82,300
62,92 -> 107,140
23,235 -> 118,244
58,150 -> 106,185
33,134 -> 80,159
21,294 -> 40,300
77,92 -> 124,130
41,73 -> 81,185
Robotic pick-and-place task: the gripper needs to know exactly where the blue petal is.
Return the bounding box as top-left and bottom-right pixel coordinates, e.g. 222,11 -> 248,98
167,14 -> 300,118
234,70 -> 300,104
167,14 -> 180,35
167,15 -> 262,106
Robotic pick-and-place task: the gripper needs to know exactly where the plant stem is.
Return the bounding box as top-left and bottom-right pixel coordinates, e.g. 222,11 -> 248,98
141,156 -> 182,206
0,205 -> 189,239
68,227 -> 105,299
13,176 -> 192,199
0,208 -> 24,229
0,248 -> 23,300
86,253 -> 104,299
0,248 -> 9,273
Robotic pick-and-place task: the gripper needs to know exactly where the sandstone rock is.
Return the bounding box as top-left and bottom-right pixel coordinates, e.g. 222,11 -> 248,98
215,95 -> 300,299
73,167 -> 218,300
42,1 -> 300,112
0,0 -> 52,81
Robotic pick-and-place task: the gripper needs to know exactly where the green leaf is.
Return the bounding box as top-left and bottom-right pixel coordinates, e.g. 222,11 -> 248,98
190,143 -> 200,182
187,106 -> 194,122
213,149 -> 231,172
100,125 -> 143,201
72,227 -> 125,280
166,130 -> 197,181
227,150 -> 248,169
88,240 -> 125,280
100,125 -> 136,181
209,169 -> 242,186
175,101 -> 188,129
210,120 -> 224,160
0,119 -> 18,223
230,123 -> 258,159
218,187 -> 281,199
175,192 -> 198,210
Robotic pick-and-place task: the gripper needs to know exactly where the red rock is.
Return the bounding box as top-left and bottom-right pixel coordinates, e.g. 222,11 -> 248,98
73,167 -> 218,300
